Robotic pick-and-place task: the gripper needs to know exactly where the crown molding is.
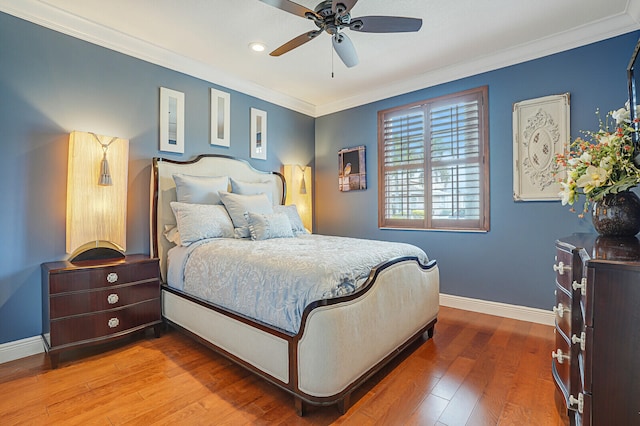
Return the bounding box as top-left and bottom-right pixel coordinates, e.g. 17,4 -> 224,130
2,0 -> 640,118
315,9 -> 640,116
0,0 -> 317,116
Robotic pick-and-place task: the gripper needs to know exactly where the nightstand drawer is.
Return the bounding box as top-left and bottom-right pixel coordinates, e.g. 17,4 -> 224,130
49,261 -> 159,293
49,299 -> 160,347
49,280 -> 159,319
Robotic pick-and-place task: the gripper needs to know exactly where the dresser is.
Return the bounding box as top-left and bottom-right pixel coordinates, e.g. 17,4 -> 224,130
552,234 -> 640,426
42,254 -> 162,368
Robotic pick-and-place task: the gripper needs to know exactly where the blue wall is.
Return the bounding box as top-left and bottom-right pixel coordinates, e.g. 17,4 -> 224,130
2,9 -> 639,346
315,31 -> 640,311
0,12 -> 315,344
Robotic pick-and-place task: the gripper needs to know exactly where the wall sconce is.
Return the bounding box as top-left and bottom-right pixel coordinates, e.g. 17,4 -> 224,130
66,131 -> 129,261
283,164 -> 312,232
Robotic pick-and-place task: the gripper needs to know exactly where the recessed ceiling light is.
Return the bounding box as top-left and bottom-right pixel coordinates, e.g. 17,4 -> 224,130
249,42 -> 266,53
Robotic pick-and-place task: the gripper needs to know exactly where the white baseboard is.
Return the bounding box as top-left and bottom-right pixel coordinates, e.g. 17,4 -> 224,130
0,336 -> 44,364
440,293 -> 555,326
0,295 -> 553,365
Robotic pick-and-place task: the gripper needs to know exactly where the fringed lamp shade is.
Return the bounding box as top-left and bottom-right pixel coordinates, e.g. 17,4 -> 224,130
66,131 -> 129,261
283,164 -> 312,232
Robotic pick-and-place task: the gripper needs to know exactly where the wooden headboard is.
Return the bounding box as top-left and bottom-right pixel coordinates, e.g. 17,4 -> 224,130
150,154 -> 285,282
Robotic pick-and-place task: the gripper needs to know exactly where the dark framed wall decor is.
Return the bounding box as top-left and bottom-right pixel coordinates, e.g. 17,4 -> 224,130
338,145 -> 366,191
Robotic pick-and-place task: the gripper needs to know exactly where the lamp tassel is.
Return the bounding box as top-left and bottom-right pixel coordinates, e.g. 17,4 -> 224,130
99,152 -> 112,186
91,132 -> 118,186
298,166 -> 307,195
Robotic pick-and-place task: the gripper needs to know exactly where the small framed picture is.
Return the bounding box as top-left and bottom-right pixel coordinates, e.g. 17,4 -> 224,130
250,108 -> 267,160
159,87 -> 185,153
338,145 -> 366,191
211,88 -> 230,147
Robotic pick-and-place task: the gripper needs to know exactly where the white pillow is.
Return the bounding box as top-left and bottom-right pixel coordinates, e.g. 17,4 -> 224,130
170,202 -> 234,245
229,178 -> 273,203
218,191 -> 274,238
274,205 -> 309,235
245,212 -> 294,240
173,174 -> 229,204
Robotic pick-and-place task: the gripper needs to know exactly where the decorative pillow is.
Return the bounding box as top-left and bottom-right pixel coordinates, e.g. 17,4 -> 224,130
274,205 -> 309,235
245,212 -> 294,240
218,191 -> 274,238
173,174 -> 229,205
230,178 -> 273,203
170,202 -> 234,245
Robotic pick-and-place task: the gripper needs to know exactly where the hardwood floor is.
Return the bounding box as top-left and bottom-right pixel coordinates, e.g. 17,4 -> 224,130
0,307 -> 569,425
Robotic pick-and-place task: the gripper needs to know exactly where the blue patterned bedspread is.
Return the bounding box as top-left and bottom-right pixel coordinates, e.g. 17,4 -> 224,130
173,234 -> 428,334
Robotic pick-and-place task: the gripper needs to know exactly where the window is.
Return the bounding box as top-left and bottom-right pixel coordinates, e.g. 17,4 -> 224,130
378,86 -> 489,231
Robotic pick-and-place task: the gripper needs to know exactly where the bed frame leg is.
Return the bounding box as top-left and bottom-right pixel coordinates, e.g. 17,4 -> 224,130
294,396 -> 305,417
423,325 -> 435,340
337,393 -> 351,415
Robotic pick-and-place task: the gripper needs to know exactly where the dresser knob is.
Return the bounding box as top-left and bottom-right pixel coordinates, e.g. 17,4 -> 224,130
552,349 -> 570,364
106,272 -> 118,284
107,293 -> 119,305
569,393 -> 584,414
553,261 -> 570,275
572,278 -> 587,296
553,303 -> 569,318
108,317 -> 120,328
571,332 -> 586,351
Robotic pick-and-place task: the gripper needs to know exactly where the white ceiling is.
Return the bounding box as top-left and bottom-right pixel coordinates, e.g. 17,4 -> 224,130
2,0 -> 640,116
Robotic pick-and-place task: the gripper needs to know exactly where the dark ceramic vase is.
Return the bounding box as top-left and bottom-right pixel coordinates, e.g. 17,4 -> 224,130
592,190 -> 640,236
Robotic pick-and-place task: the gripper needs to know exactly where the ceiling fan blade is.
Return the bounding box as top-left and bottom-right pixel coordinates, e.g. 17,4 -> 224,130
270,31 -> 321,56
332,0 -> 359,15
332,33 -> 359,68
259,0 -> 320,20
349,16 -> 423,33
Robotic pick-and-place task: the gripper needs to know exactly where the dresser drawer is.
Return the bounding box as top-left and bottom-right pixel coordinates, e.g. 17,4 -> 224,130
552,330 -> 572,398
49,261 -> 159,294
554,247 -> 575,292
49,280 -> 159,319
49,299 -> 160,347
554,285 -> 572,338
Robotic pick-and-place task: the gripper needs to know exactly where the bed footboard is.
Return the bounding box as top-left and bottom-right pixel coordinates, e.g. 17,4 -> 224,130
294,257 -> 439,409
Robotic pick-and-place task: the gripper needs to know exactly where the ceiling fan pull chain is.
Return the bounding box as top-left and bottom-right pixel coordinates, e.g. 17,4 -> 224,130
331,40 -> 335,78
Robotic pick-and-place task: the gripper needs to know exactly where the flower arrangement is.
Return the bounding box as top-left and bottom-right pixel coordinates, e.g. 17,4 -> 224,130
555,102 -> 640,217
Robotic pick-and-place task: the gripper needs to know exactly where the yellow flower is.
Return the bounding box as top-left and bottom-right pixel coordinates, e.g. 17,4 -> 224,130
576,165 -> 608,192
558,180 -> 577,206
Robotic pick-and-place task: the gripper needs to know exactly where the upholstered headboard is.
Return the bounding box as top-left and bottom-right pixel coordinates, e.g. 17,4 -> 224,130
150,154 -> 285,282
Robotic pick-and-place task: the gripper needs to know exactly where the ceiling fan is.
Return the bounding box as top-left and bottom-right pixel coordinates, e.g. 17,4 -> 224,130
259,0 -> 422,68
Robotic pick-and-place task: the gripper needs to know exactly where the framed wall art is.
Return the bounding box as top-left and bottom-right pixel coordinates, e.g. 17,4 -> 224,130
159,87 -> 185,153
250,108 -> 267,160
512,93 -> 570,201
210,88 -> 230,147
338,145 -> 366,191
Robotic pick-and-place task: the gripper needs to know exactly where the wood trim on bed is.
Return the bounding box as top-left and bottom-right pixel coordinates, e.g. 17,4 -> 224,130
161,257 -> 437,415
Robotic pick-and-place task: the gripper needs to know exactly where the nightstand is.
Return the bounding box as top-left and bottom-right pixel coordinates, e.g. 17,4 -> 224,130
41,254 -> 162,368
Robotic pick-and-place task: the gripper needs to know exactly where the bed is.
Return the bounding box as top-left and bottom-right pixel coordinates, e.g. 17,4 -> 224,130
150,154 -> 439,415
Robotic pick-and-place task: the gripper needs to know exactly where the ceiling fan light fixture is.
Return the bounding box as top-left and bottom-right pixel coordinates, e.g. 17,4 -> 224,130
249,42 -> 267,52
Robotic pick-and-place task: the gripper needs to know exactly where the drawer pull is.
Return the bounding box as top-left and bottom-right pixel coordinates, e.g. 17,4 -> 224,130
108,317 -> 120,328
572,278 -> 587,296
571,332 -> 586,351
552,349 -> 570,364
553,303 -> 569,318
106,272 -> 118,284
553,261 -> 570,275
107,293 -> 119,304
569,393 -> 584,414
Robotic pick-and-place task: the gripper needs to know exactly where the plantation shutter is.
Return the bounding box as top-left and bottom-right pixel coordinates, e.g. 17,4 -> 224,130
378,86 -> 489,231
381,108 -> 426,226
